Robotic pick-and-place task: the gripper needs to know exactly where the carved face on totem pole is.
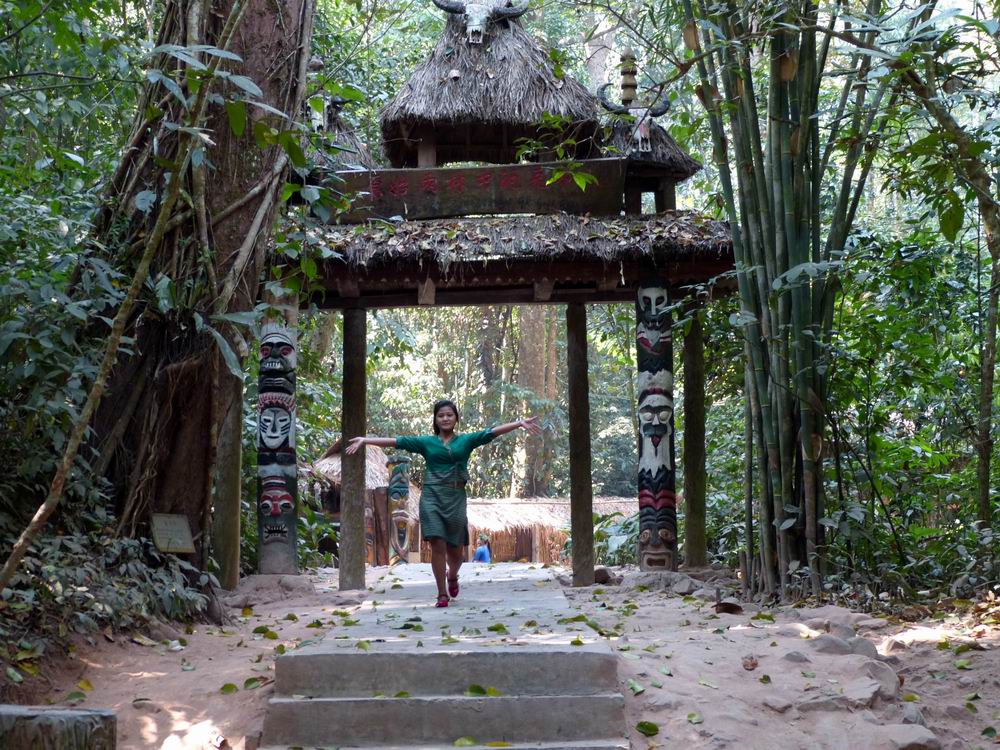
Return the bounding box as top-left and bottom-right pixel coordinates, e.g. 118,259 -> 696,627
386,456 -> 412,557
258,392 -> 295,450
257,323 -> 298,574
257,458 -> 298,572
636,283 -> 677,571
260,329 -> 296,394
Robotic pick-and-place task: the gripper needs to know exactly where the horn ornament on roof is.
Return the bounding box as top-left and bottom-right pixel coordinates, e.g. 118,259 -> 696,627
493,0 -> 529,18
597,83 -> 630,114
432,0 -> 466,13
648,92 -> 671,117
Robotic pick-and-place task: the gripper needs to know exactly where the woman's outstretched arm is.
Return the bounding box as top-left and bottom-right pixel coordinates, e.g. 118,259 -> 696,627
490,416 -> 542,437
346,436 -> 397,454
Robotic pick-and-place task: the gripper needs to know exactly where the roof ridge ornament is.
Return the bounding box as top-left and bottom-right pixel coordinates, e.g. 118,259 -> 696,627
431,0 -> 530,44
597,82 -> 671,154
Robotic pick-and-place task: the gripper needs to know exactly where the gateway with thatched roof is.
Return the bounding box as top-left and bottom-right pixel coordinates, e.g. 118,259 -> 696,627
380,0 -> 601,168
314,0 -> 735,585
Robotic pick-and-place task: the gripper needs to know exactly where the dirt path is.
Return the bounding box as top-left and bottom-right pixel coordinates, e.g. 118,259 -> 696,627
44,564 -> 999,749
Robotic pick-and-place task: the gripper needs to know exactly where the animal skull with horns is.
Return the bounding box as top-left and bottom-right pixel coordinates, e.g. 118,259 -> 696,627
432,0 -> 529,44
598,83 -> 671,154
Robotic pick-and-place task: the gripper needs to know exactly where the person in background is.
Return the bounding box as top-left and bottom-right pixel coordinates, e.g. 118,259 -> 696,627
472,533 -> 491,563
347,399 -> 539,607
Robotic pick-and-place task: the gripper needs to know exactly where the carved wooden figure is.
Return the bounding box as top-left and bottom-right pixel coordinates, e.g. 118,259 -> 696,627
635,282 -> 677,570
387,456 -> 413,560
257,324 -> 298,574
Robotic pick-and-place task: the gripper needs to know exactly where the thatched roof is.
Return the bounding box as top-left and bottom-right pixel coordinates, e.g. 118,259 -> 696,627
466,497 -> 637,533
379,14 -> 600,167
316,211 -> 731,273
311,115 -> 376,172
605,122 -> 702,181
312,439 -> 391,490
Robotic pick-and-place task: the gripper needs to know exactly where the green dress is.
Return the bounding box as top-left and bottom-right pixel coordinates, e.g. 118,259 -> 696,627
394,429 -> 497,547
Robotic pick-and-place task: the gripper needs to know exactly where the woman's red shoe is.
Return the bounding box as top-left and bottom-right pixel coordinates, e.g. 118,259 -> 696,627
435,594 -> 450,608
447,577 -> 459,598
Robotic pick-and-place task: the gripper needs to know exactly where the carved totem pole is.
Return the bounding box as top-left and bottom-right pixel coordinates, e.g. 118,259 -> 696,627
636,282 -> 678,570
257,324 -> 298,574
386,456 -> 412,561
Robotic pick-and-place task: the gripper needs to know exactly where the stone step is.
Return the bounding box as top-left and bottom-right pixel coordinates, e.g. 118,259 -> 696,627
274,644 -> 618,697
261,741 -> 628,750
261,693 -> 626,748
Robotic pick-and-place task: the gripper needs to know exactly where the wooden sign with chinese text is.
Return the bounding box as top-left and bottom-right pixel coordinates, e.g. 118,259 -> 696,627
334,158 -> 628,223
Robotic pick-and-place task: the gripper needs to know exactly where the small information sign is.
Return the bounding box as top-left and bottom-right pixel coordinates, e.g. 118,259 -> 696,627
151,513 -> 196,554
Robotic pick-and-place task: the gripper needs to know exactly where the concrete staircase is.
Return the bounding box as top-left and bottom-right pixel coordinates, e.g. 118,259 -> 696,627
260,564 -> 627,750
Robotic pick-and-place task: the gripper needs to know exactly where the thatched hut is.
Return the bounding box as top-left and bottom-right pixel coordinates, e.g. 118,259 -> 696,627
309,438 -> 392,513
413,497 -> 636,564
309,439 -> 421,565
379,2 -> 601,167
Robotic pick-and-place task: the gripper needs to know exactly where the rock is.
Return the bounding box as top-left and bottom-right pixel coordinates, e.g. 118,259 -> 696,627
849,636 -> 879,659
147,619 -> 183,643
957,675 -> 975,688
864,659 -> 901,700
131,699 -> 163,714
621,571 -> 685,591
803,617 -> 831,632
942,704 -> 966,721
843,677 -> 881,708
672,577 -> 700,595
857,618 -> 889,630
793,605 -> 870,627
642,694 -> 680,710
693,587 -> 717,600
831,622 -> 856,639
594,566 -> 611,585
797,693 -> 851,712
782,650 -> 812,663
809,633 -> 854,655
885,638 -> 910,654
858,710 -> 880,724
901,704 -> 927,726
222,574 -> 318,608
763,695 -> 793,713
872,724 -> 941,750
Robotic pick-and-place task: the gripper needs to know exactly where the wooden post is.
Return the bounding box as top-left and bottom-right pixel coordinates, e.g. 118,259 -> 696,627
636,281 -> 678,570
212,373 -> 242,589
340,307 -> 367,590
566,303 -> 594,586
683,305 -> 707,567
654,180 -> 676,213
417,130 -> 437,167
257,323 -> 298,575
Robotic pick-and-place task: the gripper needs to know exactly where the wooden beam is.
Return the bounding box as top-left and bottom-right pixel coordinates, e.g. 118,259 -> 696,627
683,303 -> 707,567
418,277 -> 436,305
566,303 -> 594,586
335,159 -> 628,223
339,308 -> 367,591
336,278 -> 360,298
417,130 -> 437,168
533,279 -> 554,302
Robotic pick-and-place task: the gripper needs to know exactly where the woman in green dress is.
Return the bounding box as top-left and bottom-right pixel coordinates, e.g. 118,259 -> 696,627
347,399 -> 540,607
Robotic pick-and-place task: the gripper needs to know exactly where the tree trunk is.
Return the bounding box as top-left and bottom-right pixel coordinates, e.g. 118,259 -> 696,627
89,0 -> 315,564
213,372 -> 243,589
682,305 -> 707,567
